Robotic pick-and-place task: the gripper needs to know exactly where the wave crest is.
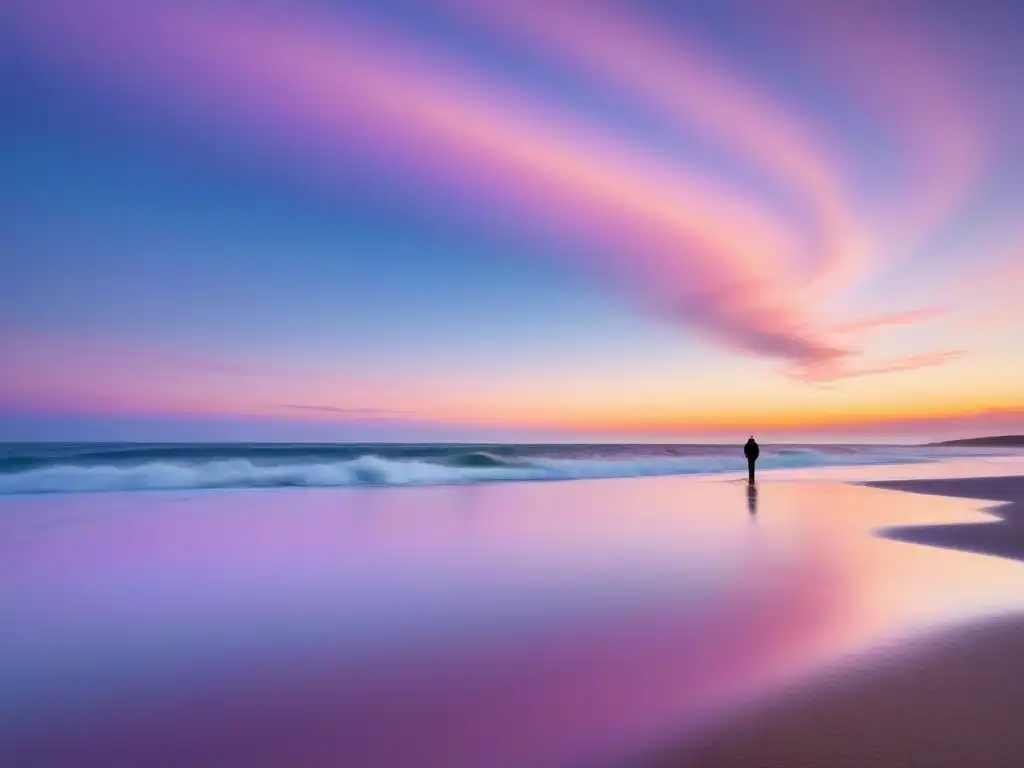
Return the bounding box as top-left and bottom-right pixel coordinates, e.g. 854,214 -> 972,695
0,449 -> 933,495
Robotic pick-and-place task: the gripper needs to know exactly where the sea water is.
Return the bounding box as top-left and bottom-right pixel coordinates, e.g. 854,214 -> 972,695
0,441 -> 1016,494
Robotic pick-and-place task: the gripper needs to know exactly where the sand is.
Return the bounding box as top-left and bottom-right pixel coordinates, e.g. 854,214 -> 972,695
652,616 -> 1024,767
656,474 -> 1024,768
869,475 -> 1024,564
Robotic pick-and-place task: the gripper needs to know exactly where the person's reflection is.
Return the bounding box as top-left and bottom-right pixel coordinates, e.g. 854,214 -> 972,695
746,484 -> 758,516
453,484 -> 486,535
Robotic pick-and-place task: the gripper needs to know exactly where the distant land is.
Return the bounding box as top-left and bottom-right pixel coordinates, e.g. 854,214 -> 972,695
929,435 -> 1024,447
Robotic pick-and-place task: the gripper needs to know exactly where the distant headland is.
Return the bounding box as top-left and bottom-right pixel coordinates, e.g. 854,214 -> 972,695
929,435 -> 1024,447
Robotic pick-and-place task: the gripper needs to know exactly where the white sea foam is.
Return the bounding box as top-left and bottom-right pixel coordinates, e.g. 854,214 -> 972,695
0,449 -> 935,495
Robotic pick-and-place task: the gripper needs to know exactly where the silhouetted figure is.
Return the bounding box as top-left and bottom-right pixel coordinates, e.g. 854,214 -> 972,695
746,484 -> 758,515
744,436 -> 759,485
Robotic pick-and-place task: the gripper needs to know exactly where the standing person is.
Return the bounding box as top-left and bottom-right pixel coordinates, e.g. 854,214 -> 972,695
744,436 -> 759,485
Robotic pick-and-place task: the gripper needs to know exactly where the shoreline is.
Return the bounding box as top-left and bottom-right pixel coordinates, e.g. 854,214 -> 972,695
866,475 -> 1024,564
654,473 -> 1024,767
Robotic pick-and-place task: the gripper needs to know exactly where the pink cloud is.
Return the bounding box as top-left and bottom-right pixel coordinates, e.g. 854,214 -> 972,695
792,349 -> 967,384
454,0 -> 865,300
830,306 -> 951,334
8,1 -> 852,368
7,1 -> 985,383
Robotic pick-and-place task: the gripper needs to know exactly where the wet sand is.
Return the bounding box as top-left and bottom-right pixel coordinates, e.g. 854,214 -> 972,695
658,475 -> 1024,768
653,615 -> 1024,767
869,475 -> 1024,564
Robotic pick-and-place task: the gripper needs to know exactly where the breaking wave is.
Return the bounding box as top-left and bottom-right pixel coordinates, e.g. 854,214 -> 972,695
0,446 -> 947,495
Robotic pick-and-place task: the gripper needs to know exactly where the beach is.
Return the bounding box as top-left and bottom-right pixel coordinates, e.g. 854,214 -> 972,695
3,458 -> 1024,766
871,475 -> 1024,564
658,473 -> 1024,767
654,614 -> 1024,767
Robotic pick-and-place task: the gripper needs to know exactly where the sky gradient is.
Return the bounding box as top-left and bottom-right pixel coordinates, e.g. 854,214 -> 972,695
3,0 -> 1023,442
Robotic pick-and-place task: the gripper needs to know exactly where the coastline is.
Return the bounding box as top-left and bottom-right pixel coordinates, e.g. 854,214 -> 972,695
655,473 -> 1024,767
867,476 -> 1024,564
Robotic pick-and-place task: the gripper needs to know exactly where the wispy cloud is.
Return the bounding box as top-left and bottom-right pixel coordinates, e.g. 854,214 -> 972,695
6,2 -> 837,369
454,0 -> 863,298
279,404 -> 413,417
6,1 -> 996,385
831,306 -> 951,334
792,349 -> 967,383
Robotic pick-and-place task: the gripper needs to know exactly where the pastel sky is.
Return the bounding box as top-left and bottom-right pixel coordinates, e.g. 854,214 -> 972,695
3,0 -> 1022,442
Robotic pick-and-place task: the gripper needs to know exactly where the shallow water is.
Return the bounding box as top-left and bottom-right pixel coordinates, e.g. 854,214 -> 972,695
3,461 -> 1024,765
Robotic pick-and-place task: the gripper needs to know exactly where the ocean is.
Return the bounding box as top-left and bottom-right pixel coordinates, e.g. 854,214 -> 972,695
0,441 -> 1014,494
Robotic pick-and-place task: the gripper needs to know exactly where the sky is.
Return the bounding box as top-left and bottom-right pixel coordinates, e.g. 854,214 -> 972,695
2,0 -> 1023,443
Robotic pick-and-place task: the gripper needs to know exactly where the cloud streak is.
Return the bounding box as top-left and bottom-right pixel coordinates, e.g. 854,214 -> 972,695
831,306 -> 951,334
6,0 -> 992,384
792,350 -> 967,383
279,404 -> 414,417
455,0 -> 864,300
7,1 -> 839,369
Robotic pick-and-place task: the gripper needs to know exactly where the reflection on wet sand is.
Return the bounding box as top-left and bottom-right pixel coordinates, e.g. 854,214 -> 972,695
2,466 -> 1024,766
658,614 -> 1024,768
